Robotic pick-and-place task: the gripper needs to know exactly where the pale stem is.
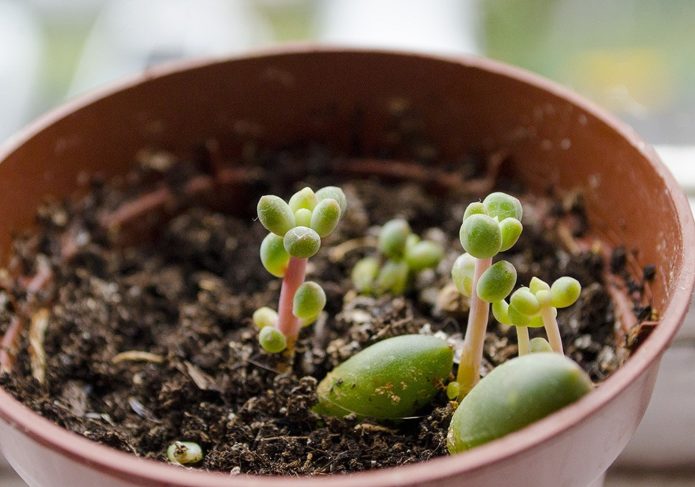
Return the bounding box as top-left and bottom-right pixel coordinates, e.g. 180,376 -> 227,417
516,326 -> 530,355
456,257 -> 493,399
541,305 -> 564,354
276,257 -> 307,348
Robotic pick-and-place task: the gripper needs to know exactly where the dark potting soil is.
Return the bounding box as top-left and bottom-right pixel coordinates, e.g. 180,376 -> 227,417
0,145 -> 652,475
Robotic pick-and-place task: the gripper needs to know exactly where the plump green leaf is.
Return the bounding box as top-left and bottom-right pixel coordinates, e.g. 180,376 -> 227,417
551,276 -> 582,308
288,187 -> 318,212
294,208 -> 312,227
258,327 -> 287,353
508,303 -> 545,328
310,198 -> 342,237
352,256 -> 381,293
378,219 -> 411,260
529,276 -> 550,293
492,299 -> 513,325
260,233 -> 290,277
447,353 -> 592,452
459,214 -> 501,259
257,195 -> 295,236
315,335 -> 454,419
316,186 -> 347,215
482,192 -> 523,221
252,307 -> 278,329
293,281 -> 326,319
499,217 -> 523,252
446,381 -> 461,400
477,260 -> 517,303
451,253 -> 476,297
463,201 -> 487,220
530,337 -> 553,353
283,226 -> 321,258
405,240 -> 443,272
375,260 -> 410,295
510,287 -> 541,316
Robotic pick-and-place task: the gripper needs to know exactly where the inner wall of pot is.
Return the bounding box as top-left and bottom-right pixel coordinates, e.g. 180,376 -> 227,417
0,51 -> 678,317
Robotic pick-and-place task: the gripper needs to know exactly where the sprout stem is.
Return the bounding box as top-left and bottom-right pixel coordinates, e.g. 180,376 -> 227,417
541,305 -> 564,354
516,325 -> 530,355
456,256 -> 492,398
277,256 -> 308,348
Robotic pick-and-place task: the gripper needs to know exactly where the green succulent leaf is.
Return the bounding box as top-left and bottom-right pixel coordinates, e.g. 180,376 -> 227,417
376,260 -> 410,295
529,276 -> 550,294
294,208 -> 312,227
498,217 -> 523,252
252,307 -> 278,329
447,353 -> 592,452
535,289 -> 552,308
378,219 -> 411,260
257,195 -> 295,236
507,303 -> 545,328
283,226 -> 321,258
288,187 -> 318,212
260,233 -> 290,277
530,337 -> 553,353
315,335 -> 454,419
310,198 -> 342,237
459,214 -> 501,259
510,287 -> 541,316
550,276 -> 582,308
258,327 -> 287,353
352,256 -> 381,293
463,201 -> 487,220
405,240 -> 443,272
316,186 -> 347,215
293,281 -> 326,320
476,260 -> 517,303
482,192 -> 523,221
492,299 -> 513,326
446,381 -> 461,401
451,253 -> 476,297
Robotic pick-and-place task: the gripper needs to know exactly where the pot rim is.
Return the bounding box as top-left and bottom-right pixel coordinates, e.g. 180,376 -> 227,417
0,45 -> 693,487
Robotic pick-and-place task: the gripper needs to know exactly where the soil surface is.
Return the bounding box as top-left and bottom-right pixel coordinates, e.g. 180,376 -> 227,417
0,144 -> 652,475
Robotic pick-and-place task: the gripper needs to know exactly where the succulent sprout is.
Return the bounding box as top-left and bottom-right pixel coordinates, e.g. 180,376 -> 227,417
352,218 -> 443,296
167,441 -> 203,465
453,192 -> 522,399
254,186 -> 346,358
501,276 -> 582,354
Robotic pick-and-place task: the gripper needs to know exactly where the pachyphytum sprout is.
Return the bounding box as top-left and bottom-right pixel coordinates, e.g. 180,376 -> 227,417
254,186 -> 346,356
352,218 -> 443,295
497,276 -> 582,354
450,192 -> 523,399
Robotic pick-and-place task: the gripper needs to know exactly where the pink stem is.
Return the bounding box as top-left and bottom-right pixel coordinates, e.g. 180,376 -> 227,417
276,257 -> 307,346
456,257 -> 493,397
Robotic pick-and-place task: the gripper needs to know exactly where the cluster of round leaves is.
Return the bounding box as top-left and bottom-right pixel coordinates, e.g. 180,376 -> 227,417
352,219 -> 443,295
492,276 -> 582,328
254,186 -> 345,353
258,186 -> 347,277
451,193 -> 524,304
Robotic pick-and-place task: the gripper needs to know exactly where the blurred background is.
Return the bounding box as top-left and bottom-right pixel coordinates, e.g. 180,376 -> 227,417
1,1 -> 694,485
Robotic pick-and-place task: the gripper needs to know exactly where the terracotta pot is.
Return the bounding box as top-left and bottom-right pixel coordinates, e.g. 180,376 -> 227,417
0,47 -> 692,487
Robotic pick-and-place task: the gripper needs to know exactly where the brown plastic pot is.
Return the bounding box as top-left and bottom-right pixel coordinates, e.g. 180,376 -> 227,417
0,47 -> 693,487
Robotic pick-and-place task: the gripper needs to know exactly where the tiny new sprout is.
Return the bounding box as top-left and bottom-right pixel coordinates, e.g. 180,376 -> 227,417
351,219 -> 443,295
450,192 -> 522,399
167,441 -> 203,465
499,276 -> 582,354
254,186 -> 346,355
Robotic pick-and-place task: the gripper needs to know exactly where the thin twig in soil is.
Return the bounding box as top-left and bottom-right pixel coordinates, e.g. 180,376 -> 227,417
328,236 -> 377,263
28,308 -> 50,384
555,220 -> 639,334
100,167 -> 253,231
0,263 -> 54,374
111,350 -> 164,364
338,151 -> 507,195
